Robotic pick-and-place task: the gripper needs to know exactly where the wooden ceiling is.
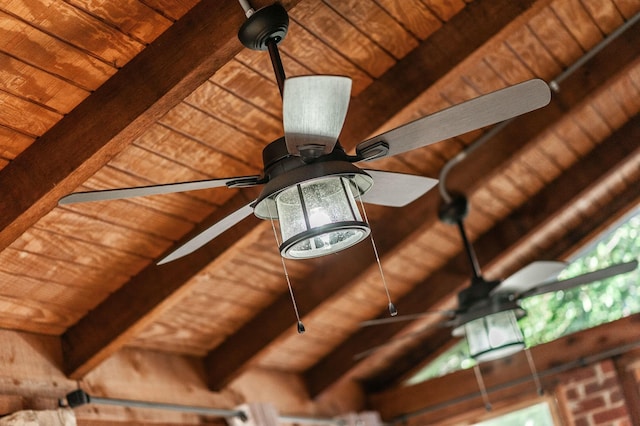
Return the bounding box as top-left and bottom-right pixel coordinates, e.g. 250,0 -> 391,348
0,0 -> 639,423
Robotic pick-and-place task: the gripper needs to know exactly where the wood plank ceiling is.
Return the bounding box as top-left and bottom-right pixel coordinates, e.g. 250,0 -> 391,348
0,0 -> 639,421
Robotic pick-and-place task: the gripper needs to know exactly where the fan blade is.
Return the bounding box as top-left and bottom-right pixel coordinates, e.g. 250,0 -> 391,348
353,320 -> 454,361
356,79 -> 551,161
283,75 -> 352,157
360,310 -> 455,327
157,202 -> 255,265
59,176 -> 261,205
360,170 -> 438,207
492,261 -> 567,295
520,260 -> 639,299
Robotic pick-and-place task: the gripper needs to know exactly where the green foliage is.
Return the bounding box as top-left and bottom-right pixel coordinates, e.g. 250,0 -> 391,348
407,210 -> 640,385
519,211 -> 640,346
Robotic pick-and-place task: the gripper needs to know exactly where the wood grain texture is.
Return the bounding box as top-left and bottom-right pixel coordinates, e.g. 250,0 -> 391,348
8,226 -> 149,276
360,117 -> 640,392
1,0 -> 145,65
339,0 -> 542,148
550,0 -> 603,50
0,126 -> 33,160
65,0 -> 173,43
290,1 -> 396,77
0,10 -> 116,90
0,51 -> 89,113
61,187 -> 262,378
528,6 -> 583,67
302,44 -> 640,395
0,91 -> 62,136
196,0 -> 562,392
0,0 -> 639,418
376,0 -> 442,40
0,0 -> 289,255
324,0 -> 419,59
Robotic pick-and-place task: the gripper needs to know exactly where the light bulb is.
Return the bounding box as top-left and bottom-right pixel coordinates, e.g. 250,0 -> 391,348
309,207 -> 331,227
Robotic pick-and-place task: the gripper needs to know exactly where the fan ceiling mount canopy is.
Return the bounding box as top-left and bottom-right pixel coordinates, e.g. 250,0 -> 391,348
59,2 -> 553,265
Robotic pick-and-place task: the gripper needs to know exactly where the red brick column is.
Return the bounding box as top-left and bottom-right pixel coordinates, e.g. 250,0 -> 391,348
556,360 -> 631,426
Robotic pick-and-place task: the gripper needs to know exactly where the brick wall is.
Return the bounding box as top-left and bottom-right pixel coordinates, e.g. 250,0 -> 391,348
556,360 -> 632,426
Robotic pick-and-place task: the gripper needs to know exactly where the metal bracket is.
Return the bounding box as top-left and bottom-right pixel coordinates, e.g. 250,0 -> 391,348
355,140 -> 389,162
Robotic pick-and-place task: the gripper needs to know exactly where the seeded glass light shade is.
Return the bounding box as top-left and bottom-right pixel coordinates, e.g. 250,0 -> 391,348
464,309 -> 525,362
275,176 -> 370,259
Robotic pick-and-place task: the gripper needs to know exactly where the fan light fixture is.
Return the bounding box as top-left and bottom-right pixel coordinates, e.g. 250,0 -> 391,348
460,309 -> 525,362
275,176 -> 370,258
253,159 -> 374,259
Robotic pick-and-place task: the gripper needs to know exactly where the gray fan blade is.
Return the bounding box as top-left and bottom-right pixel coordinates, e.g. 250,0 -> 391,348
492,261 -> 567,295
353,320 -> 455,361
356,79 -> 551,161
520,260 -> 639,299
157,202 -> 255,265
283,75 -> 352,157
359,170 -> 438,207
59,176 -> 260,205
360,310 -> 455,327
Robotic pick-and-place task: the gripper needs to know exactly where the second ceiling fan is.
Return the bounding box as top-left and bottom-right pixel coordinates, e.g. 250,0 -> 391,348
359,194 -> 638,362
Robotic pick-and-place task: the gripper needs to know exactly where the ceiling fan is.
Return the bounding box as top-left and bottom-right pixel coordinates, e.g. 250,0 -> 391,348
358,194 -> 639,362
59,3 -> 552,266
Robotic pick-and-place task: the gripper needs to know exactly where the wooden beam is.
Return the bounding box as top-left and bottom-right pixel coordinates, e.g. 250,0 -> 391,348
369,313 -> 640,423
62,188 -> 261,378
0,0 -> 296,252
339,0 -> 542,147
613,349 -> 640,426
302,22 -> 640,396
202,0 -> 545,390
24,0 -> 302,378
361,115 -> 640,391
445,16 -> 640,195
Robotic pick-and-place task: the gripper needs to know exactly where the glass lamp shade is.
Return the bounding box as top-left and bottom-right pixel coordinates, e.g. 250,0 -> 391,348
275,176 -> 370,259
464,309 -> 525,362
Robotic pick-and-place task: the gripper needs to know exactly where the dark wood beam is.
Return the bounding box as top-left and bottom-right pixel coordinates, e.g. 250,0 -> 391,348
202,0 -> 546,390
62,188 -> 261,378
303,22 -> 640,396
369,313 -> 640,423
445,17 -> 640,195
339,0 -> 542,147
0,0 -> 297,252
15,0 -> 302,378
361,115 -> 640,392
613,349 -> 640,426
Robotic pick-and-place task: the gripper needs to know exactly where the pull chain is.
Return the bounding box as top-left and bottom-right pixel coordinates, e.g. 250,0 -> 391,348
525,347 -> 543,395
357,193 -> 397,316
473,364 -> 492,411
267,203 -> 305,334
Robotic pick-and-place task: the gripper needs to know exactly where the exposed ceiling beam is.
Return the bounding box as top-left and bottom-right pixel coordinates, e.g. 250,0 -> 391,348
360,115 -> 640,392
202,0 -> 546,390
302,25 -> 640,396
0,0 -> 296,252
445,17 -> 640,194
369,313 -> 640,423
62,188 -> 261,378
340,0 -> 543,147
37,0 -> 307,378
